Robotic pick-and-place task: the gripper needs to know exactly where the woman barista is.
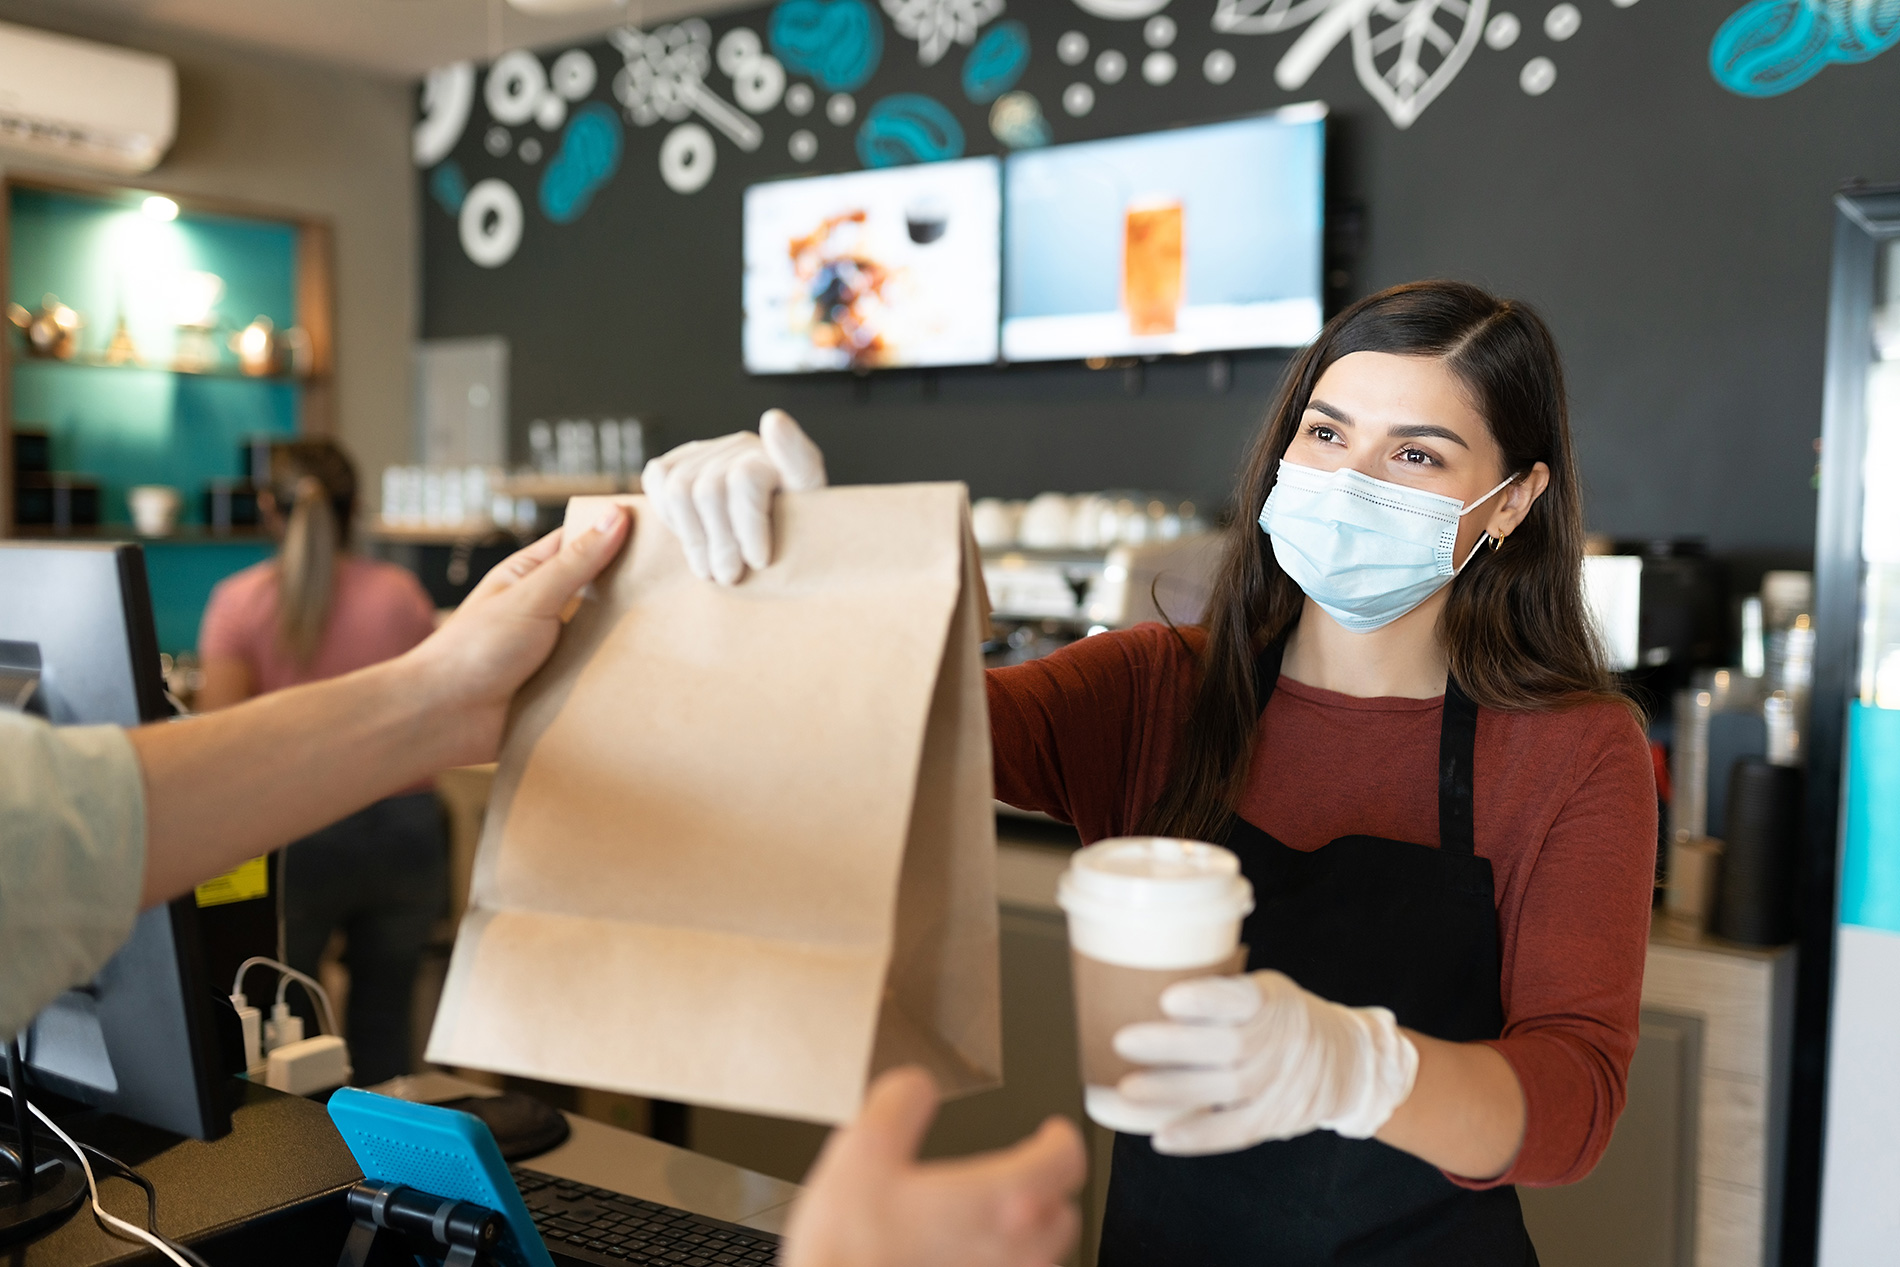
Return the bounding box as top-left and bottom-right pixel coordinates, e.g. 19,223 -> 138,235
647,281 -> 1656,1264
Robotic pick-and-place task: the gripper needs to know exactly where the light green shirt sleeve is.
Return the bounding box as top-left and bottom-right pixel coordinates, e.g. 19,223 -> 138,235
0,709 -> 147,1037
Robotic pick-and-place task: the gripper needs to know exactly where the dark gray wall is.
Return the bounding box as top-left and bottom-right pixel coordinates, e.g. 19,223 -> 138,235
420,0 -> 1900,552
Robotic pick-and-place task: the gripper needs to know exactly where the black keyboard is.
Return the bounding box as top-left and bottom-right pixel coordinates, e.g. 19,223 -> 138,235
512,1165 -> 781,1266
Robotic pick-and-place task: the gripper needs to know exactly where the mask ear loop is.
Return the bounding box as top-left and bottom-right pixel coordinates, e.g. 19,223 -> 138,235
1452,473 -> 1520,575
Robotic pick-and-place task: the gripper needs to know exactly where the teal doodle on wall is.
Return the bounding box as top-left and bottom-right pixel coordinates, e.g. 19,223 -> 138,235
856,93 -> 965,165
1710,0 -> 1900,96
540,102 -> 623,223
963,20 -> 1030,102
770,0 -> 885,91
430,160 -> 469,214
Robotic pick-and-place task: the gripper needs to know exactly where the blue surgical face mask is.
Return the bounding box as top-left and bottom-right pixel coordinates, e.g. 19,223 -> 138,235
1257,460 -> 1515,634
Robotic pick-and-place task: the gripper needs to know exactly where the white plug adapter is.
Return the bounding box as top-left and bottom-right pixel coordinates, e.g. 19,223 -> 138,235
230,993 -> 266,1079
264,1000 -> 305,1054
264,1035 -> 353,1097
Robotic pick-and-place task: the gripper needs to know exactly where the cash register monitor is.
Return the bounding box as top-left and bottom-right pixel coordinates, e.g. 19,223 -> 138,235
0,542 -> 232,1140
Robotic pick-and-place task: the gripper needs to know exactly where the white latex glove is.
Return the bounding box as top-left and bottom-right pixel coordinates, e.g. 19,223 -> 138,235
1112,970 -> 1419,1157
640,408 -> 827,584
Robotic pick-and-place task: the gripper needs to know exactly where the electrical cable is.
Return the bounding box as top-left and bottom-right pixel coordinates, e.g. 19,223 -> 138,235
231,956 -> 338,1037
74,1144 -> 214,1267
0,1085 -> 200,1267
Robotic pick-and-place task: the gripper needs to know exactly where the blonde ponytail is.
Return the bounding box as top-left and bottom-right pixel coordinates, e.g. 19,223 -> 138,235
278,474 -> 339,664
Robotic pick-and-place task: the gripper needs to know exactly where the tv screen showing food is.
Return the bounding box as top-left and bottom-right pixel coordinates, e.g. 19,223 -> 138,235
743,157 -> 1001,373
1001,106 -> 1325,363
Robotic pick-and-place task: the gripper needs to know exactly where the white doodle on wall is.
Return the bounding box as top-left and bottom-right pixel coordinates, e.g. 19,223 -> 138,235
1070,0 -> 1172,19
610,22 -> 765,151
1145,14 -> 1178,43
1062,81 -> 1096,113
460,179 -> 524,268
660,121 -> 718,192
827,92 -> 858,123
716,28 -> 788,114
1212,0 -> 1333,33
1096,48 -> 1128,80
1542,3 -> 1579,39
552,49 -> 599,99
786,83 -> 816,113
1215,0 -> 1489,128
414,62 -> 475,166
789,128 -> 819,160
1520,53 -> 1555,92
881,0 -> 1006,65
487,50 -> 549,125
485,126 -> 512,155
485,48 -> 600,141
1143,49 -> 1178,80
1057,29 -> 1090,61
1483,11 -> 1520,47
1204,47 -> 1238,79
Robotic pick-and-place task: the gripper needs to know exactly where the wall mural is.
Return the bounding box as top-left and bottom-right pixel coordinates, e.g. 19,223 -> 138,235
414,0 -> 1783,270
1710,0 -> 1900,96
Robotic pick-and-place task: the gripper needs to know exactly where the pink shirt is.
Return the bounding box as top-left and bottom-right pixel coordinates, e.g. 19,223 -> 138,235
199,555 -> 438,694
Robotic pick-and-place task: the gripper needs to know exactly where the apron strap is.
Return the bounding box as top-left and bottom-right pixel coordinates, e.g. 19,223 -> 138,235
1247,634 -> 1480,857
1437,675 -> 1479,856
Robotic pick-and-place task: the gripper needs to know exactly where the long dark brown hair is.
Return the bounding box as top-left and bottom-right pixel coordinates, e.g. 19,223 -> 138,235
1139,280 -> 1624,843
268,439 -> 357,665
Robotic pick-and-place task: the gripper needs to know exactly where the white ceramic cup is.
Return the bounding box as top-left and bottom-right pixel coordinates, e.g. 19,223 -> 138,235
1057,837 -> 1254,1133
128,485 -> 182,537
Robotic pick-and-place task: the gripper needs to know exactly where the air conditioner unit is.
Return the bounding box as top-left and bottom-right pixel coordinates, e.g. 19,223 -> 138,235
0,21 -> 176,174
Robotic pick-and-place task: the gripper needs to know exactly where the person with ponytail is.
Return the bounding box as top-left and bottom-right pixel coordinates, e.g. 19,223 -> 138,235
197,439 -> 443,1085
646,281 -> 1657,1265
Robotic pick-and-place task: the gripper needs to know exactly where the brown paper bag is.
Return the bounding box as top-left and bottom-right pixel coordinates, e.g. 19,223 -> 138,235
426,484 -> 1001,1124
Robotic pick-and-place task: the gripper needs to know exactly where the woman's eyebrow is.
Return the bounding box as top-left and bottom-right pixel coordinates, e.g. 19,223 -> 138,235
1389,423 -> 1471,449
1307,399 -> 1351,423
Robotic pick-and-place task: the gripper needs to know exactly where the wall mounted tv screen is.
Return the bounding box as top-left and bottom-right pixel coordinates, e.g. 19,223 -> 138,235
1002,106 -> 1325,363
743,157 -> 1001,373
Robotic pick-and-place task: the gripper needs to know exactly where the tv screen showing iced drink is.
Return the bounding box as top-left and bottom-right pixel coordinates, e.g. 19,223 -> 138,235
1001,106 -> 1325,362
743,158 -> 1002,373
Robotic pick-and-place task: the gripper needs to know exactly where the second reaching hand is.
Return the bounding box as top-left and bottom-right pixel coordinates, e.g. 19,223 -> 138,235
641,409 -> 827,585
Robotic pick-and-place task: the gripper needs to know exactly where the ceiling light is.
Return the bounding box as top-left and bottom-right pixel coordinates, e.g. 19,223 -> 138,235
142,195 -> 178,221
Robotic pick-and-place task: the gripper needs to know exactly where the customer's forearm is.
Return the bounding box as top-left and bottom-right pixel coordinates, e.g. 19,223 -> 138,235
128,654 -> 478,907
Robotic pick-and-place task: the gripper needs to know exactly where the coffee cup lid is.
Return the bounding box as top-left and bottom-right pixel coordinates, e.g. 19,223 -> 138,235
1057,837 -> 1254,921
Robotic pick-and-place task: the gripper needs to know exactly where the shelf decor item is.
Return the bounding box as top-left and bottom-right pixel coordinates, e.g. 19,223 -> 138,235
229,315 -> 313,377
102,305 -> 139,366
6,294 -> 82,359
127,484 -> 182,537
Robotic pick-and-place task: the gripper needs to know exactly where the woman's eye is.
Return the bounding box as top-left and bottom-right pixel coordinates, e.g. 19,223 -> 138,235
1305,423 -> 1342,444
1398,447 -> 1436,466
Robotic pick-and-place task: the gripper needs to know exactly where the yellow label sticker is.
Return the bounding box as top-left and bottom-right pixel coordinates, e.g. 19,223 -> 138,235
194,856 -> 270,907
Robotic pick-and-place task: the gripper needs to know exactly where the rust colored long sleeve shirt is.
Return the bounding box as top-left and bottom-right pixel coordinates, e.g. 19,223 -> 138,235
986,622 -> 1657,1189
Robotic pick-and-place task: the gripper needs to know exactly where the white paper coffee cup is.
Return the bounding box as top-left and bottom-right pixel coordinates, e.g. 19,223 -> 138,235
1057,837 -> 1254,1134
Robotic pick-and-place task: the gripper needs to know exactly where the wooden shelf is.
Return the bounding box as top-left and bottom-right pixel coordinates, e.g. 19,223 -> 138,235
8,351 -> 319,383
8,524 -> 272,543
370,522 -> 528,546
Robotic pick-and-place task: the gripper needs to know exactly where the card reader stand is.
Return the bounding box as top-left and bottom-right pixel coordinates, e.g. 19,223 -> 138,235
337,1180 -> 503,1267
0,1040 -> 85,1247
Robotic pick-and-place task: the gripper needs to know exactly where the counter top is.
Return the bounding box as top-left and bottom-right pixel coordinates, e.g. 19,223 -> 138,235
374,1073 -> 801,1234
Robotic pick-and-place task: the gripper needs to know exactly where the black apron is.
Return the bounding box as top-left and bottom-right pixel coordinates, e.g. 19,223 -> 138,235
1098,640 -> 1538,1266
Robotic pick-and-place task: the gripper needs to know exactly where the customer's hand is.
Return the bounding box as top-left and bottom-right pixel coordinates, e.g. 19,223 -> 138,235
781,1067 -> 1086,1267
403,504 -> 631,767
642,408 -> 826,584
1113,970 -> 1419,1156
